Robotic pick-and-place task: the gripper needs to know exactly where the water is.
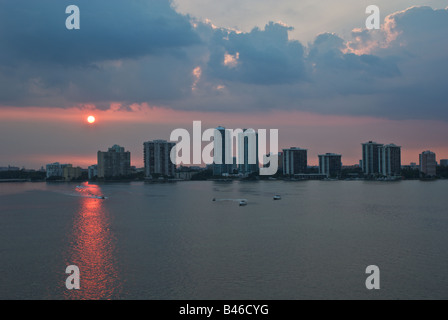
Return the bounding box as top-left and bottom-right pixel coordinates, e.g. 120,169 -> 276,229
0,180 -> 447,300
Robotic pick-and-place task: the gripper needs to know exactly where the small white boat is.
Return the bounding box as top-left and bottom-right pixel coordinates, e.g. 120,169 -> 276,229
273,195 -> 282,200
239,200 -> 248,206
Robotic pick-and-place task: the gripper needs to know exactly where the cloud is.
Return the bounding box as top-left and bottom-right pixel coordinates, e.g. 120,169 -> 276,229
343,6 -> 448,119
188,6 -> 447,119
0,0 -> 200,65
204,22 -> 306,85
1,3 -> 448,122
0,0 -> 201,107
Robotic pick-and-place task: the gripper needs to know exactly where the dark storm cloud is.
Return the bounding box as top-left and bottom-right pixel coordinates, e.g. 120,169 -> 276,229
0,3 -> 447,121
205,22 -> 306,85
309,33 -> 400,79
0,0 -> 201,106
187,7 -> 447,120
0,0 -> 199,65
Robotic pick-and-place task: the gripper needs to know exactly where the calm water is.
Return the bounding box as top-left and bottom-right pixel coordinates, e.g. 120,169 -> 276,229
0,180 -> 447,300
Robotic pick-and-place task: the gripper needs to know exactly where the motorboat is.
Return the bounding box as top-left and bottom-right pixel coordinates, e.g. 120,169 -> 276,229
239,200 -> 248,206
273,195 -> 282,200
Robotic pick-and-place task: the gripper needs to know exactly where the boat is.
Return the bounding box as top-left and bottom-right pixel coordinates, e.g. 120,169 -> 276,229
273,195 -> 282,200
239,200 -> 248,206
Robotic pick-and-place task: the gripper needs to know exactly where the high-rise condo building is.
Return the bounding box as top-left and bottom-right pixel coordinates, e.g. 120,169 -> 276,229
378,144 -> 402,177
97,145 -> 131,178
283,148 -> 307,176
419,151 -> 437,177
144,140 -> 176,178
362,141 -> 383,175
318,153 -> 342,178
238,129 -> 259,175
213,126 -> 232,176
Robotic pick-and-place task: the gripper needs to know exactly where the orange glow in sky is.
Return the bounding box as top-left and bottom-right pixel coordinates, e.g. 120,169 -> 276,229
1,104 -> 448,168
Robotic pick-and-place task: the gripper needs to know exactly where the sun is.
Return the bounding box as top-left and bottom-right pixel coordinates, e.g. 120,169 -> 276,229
87,116 -> 96,124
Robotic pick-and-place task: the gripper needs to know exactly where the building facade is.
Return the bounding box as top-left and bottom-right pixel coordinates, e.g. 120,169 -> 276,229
213,126 -> 233,176
419,151 -> 437,177
440,159 -> 448,167
144,140 -> 176,178
0,166 -> 20,172
238,129 -> 259,175
46,162 -> 71,179
283,148 -> 307,176
362,141 -> 383,175
97,145 -> 131,178
378,144 -> 402,177
88,165 -> 98,179
318,153 -> 342,178
63,166 -> 82,181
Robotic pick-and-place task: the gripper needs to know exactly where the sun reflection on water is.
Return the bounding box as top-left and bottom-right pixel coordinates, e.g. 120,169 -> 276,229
64,183 -> 121,300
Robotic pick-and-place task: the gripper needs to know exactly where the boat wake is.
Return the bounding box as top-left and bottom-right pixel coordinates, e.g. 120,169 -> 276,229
74,185 -> 107,200
213,198 -> 247,202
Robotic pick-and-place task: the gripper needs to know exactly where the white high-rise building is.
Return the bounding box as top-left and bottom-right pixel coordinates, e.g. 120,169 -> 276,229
237,129 -> 259,175
378,144 -> 401,177
213,126 -> 233,176
362,141 -> 383,175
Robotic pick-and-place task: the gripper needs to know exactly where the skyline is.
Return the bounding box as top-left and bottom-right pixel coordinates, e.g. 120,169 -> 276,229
1,124 -> 445,170
1,1 -> 448,169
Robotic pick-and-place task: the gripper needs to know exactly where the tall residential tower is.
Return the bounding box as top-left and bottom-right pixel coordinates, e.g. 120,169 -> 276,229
378,144 -> 401,176
283,148 -> 307,176
318,153 -> 342,178
362,141 -> 383,175
97,145 -> 131,178
419,151 -> 437,177
144,140 -> 176,178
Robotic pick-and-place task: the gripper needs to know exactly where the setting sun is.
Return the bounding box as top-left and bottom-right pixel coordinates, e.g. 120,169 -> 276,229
87,116 -> 96,124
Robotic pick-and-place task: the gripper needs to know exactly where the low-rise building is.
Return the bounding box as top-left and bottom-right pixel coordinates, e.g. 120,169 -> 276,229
46,162 -> 71,179
63,166 -> 82,181
88,165 -> 98,179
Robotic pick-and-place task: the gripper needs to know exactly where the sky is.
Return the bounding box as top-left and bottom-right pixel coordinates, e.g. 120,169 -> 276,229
1,0 -> 448,169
